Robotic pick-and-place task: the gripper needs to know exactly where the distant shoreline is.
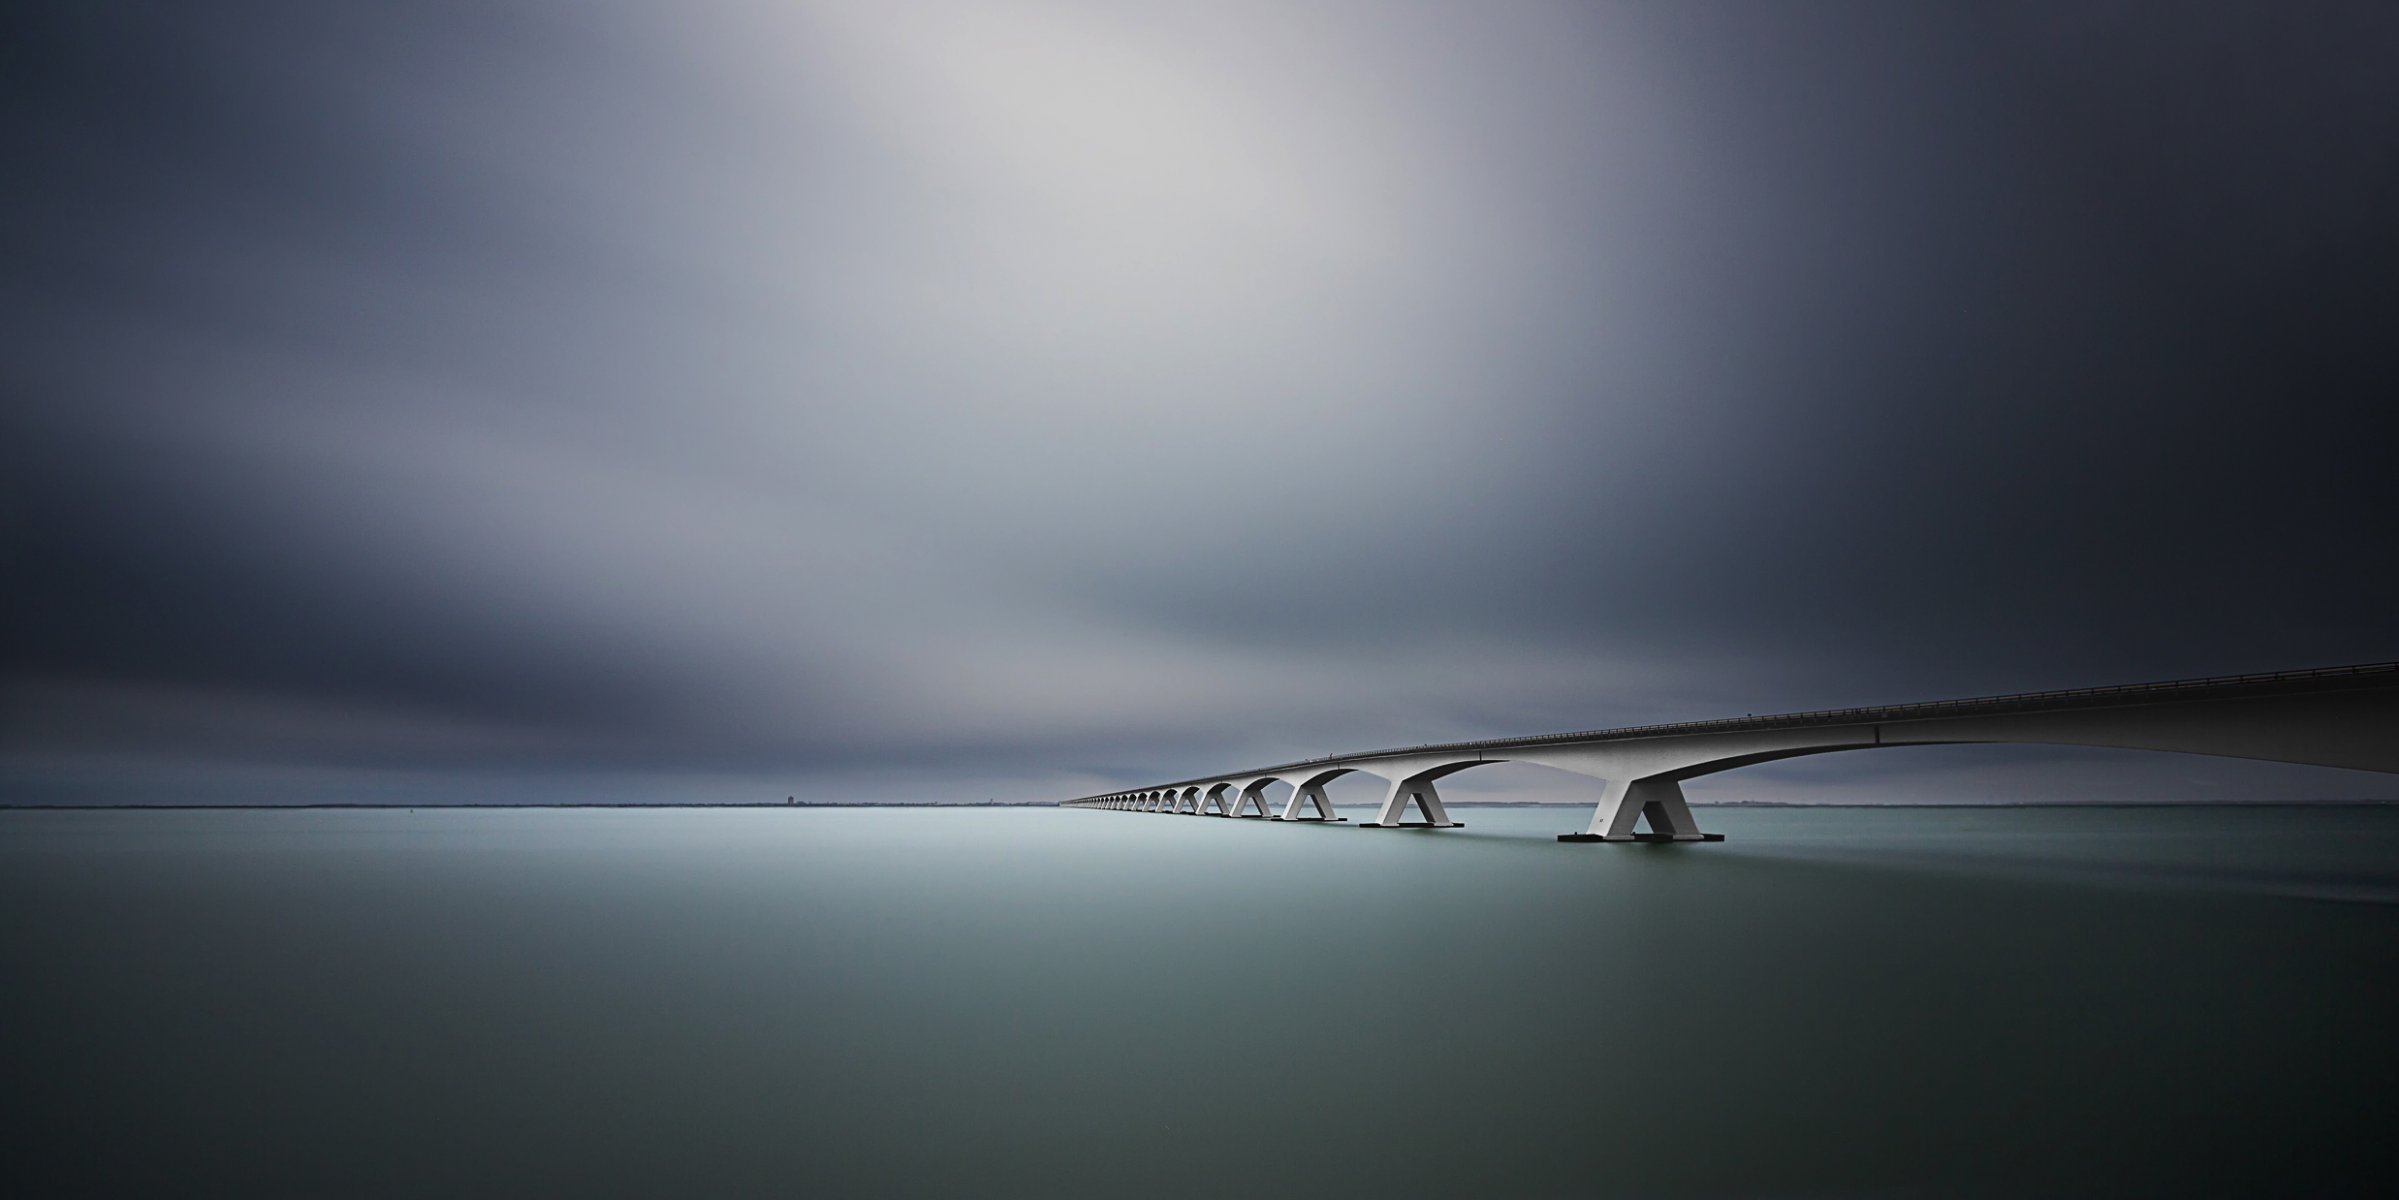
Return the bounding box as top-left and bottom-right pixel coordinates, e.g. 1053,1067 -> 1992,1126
1,799 -> 2390,811
0,802 -> 1058,811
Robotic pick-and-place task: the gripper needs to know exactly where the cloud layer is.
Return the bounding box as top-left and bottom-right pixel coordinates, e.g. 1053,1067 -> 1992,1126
6,1 -> 2395,804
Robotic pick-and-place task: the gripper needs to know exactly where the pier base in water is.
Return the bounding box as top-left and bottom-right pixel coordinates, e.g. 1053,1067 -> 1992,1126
1557,832 -> 1725,843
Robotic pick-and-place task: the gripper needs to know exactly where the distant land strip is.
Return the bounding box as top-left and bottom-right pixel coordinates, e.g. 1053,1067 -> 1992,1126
3,800 -> 2390,811
0,801 -> 1060,810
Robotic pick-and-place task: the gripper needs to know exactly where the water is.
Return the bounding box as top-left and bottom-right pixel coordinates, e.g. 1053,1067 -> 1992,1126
5,804 -> 2396,1197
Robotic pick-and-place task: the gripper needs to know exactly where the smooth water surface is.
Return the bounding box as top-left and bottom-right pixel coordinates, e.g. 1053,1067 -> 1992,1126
5,805 -> 2396,1197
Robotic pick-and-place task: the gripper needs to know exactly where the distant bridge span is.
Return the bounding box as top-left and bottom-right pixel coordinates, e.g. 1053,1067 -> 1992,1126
1060,662 -> 2399,842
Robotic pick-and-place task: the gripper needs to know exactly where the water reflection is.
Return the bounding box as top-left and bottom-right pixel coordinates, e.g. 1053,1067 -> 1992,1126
4,805 -> 2394,1196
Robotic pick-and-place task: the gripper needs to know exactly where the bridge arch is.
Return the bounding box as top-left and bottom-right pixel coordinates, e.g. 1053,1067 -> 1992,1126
1230,767 -> 1353,821
1200,782 -> 1235,815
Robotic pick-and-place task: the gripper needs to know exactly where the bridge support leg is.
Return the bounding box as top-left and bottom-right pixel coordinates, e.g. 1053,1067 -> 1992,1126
1231,785 -> 1275,818
1364,773 -> 1463,829
1202,788 -> 1232,816
1559,777 -> 1721,843
1276,782 -> 1344,822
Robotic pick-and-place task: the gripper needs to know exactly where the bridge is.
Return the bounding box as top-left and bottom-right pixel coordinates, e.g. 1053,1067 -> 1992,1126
1060,662 -> 2399,841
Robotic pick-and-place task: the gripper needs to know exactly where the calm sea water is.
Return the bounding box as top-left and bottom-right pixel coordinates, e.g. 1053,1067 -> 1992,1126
5,804 -> 2396,1197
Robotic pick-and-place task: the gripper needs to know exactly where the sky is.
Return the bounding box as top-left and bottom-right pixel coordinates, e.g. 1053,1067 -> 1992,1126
4,0 -> 2395,806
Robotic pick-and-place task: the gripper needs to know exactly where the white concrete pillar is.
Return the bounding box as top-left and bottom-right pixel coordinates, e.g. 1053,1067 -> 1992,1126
1578,776 -> 1704,841
1366,772 -> 1462,828
1231,783 -> 1275,818
1276,781 -> 1340,821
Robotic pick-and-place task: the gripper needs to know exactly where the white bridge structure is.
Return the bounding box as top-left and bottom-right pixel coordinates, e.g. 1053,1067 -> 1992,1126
1060,662 -> 2399,842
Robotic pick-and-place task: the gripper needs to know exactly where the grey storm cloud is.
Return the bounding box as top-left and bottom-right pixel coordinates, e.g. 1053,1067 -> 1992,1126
4,0 -> 2395,805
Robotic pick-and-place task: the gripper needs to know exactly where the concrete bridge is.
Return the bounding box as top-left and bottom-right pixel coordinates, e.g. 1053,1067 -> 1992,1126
1060,662 -> 2399,842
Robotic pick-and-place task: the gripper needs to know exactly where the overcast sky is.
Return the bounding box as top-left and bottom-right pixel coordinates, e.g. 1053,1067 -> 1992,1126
5,1 -> 2395,806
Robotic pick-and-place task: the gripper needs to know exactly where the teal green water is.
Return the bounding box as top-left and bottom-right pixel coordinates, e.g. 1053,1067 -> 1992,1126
5,805 -> 2396,1197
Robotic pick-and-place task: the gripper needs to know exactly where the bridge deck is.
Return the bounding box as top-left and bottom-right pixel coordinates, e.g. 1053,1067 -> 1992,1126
1072,661 -> 2399,803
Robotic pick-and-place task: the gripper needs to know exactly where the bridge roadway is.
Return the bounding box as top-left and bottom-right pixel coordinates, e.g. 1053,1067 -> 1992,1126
1060,662 -> 2399,842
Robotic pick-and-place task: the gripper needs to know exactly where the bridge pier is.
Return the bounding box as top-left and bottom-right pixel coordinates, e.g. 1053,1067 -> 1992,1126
1558,776 -> 1717,843
1275,780 -> 1344,821
1364,771 -> 1463,829
1202,783 -> 1234,816
1230,783 -> 1276,818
